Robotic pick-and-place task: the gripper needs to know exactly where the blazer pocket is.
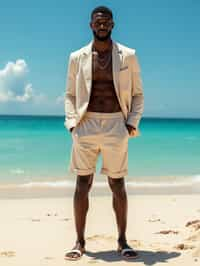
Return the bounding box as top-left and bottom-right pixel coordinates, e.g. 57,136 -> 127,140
119,66 -> 129,71
119,68 -> 129,79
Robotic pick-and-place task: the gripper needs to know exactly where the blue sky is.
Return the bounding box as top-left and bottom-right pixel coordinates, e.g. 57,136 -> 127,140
0,0 -> 200,118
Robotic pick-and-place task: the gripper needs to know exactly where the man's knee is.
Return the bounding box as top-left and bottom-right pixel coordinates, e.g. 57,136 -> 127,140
108,177 -> 126,196
75,174 -> 93,196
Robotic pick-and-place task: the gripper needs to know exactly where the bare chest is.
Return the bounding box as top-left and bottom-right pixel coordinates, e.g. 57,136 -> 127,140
92,51 -> 113,81
87,50 -> 121,112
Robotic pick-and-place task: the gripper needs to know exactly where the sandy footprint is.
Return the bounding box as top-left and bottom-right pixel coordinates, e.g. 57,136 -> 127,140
155,230 -> 179,235
174,243 -> 196,250
148,218 -> 161,222
0,251 -> 16,257
186,220 -> 200,231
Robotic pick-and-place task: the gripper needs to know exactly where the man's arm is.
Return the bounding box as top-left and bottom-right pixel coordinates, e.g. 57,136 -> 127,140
64,53 -> 77,131
126,52 -> 144,130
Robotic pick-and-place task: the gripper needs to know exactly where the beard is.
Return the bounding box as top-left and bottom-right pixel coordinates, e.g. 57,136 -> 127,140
93,30 -> 112,41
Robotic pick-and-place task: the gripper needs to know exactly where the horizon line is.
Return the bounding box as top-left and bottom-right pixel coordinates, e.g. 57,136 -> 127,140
0,114 -> 200,120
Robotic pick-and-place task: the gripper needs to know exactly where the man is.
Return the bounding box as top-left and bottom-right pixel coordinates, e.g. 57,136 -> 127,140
64,6 -> 144,260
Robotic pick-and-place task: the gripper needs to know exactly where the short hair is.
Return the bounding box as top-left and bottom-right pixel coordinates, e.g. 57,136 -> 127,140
91,6 -> 113,20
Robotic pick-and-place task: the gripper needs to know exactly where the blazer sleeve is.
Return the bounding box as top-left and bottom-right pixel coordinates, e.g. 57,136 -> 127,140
64,53 -> 77,130
126,52 -> 144,129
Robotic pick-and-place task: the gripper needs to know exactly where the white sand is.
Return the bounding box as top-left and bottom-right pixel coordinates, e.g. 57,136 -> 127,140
0,194 -> 200,265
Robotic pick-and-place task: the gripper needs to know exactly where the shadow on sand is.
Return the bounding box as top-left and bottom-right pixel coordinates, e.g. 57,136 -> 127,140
85,249 -> 181,265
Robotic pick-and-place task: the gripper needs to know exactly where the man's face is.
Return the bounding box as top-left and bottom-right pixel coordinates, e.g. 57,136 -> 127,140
90,12 -> 114,41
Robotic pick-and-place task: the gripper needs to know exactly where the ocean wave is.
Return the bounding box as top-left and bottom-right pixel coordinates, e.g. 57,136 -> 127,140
0,176 -> 200,199
1,175 -> 200,190
16,176 -> 200,188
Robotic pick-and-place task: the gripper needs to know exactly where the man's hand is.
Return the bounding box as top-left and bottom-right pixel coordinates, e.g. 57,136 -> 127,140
125,124 -> 137,137
69,127 -> 75,133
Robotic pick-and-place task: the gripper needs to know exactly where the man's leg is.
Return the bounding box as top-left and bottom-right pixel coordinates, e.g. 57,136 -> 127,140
108,176 -> 138,258
108,177 -> 127,244
65,174 -> 93,260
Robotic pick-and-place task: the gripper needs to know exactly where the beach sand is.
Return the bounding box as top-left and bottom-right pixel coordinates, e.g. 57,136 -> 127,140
0,194 -> 200,265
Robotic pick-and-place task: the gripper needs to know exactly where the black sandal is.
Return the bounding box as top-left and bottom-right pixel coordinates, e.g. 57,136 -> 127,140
64,246 -> 85,261
117,246 -> 139,259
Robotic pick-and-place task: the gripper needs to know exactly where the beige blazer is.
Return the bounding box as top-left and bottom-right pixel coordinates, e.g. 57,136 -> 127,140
64,40 -> 144,136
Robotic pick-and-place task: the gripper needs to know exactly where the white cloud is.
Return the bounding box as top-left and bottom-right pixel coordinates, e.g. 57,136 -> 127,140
15,83 -> 33,102
0,59 -> 45,103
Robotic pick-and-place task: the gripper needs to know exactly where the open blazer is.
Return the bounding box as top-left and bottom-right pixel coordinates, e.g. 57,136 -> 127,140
64,40 -> 144,136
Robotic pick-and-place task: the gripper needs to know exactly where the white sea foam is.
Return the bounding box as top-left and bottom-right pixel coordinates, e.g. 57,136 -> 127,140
19,180 -> 75,188
16,177 -> 200,189
0,176 -> 200,199
192,175 -> 200,183
10,168 -> 25,175
0,174 -> 199,190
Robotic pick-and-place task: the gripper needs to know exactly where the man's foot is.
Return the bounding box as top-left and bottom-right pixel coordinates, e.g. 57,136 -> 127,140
117,240 -> 139,259
64,241 -> 85,261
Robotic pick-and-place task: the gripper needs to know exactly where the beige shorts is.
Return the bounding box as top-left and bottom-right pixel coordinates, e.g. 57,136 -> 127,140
69,112 -> 129,178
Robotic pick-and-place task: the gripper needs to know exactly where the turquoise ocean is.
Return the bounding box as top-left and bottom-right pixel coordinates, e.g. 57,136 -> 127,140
0,115 -> 200,196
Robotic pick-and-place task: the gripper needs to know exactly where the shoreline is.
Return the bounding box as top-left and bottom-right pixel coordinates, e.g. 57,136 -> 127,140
0,179 -> 200,199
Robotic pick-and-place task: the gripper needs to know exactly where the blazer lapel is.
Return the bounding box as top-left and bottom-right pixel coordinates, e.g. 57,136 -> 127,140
82,40 -> 122,98
112,41 -> 122,100
82,41 -> 93,95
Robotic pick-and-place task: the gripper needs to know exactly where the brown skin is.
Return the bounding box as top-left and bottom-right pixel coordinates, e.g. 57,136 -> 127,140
66,12 -> 138,260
